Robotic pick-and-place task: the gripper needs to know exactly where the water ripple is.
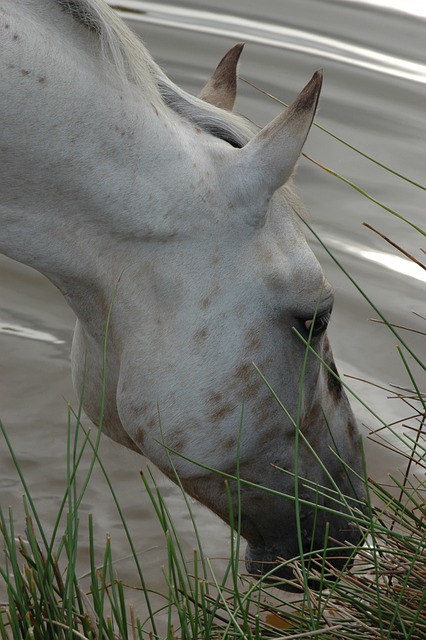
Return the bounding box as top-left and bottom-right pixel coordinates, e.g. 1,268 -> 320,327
319,236 -> 426,283
110,1 -> 426,84
0,322 -> 65,344
339,0 -> 426,19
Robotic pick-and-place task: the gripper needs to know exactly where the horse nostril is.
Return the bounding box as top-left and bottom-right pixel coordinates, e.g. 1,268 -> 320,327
302,530 -> 313,545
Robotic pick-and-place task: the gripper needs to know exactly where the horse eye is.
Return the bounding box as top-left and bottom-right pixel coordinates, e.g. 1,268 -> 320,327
304,311 -> 331,337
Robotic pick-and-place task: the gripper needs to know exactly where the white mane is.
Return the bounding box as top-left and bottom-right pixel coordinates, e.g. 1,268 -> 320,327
56,0 -> 257,147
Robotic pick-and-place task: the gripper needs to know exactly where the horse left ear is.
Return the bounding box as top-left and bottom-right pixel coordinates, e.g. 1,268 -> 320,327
233,69 -> 322,225
199,43 -> 245,111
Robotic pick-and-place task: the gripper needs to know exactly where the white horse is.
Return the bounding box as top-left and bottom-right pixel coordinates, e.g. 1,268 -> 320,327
0,0 -> 365,581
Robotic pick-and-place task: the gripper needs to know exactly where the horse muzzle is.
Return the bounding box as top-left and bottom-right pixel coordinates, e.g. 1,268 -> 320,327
244,515 -> 363,590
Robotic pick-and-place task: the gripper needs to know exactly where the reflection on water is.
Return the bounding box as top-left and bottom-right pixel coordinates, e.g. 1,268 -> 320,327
340,0 -> 426,19
321,236 -> 426,283
0,321 -> 65,344
112,1 -> 426,83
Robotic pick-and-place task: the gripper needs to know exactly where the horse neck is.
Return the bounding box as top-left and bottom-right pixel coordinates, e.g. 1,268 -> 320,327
0,2 -> 197,303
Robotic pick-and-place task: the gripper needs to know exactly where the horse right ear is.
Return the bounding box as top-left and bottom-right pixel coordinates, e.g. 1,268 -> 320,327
199,43 -> 245,111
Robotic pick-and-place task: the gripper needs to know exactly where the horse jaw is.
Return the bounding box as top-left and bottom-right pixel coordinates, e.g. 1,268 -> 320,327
199,43 -> 245,111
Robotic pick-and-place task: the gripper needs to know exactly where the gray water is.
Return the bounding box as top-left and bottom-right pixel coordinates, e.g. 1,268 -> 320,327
1,0 -> 425,619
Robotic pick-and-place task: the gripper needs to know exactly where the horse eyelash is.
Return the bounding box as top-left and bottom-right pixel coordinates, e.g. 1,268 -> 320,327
304,311 -> 331,335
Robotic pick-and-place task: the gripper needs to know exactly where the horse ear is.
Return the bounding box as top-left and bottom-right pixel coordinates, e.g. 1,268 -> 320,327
235,70 -> 322,225
199,43 -> 245,111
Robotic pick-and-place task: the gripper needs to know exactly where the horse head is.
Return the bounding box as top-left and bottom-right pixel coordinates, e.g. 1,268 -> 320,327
0,1 -> 365,585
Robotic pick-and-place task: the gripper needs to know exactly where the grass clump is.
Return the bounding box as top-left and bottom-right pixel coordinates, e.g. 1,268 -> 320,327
0,503 -> 123,639
0,411 -> 148,640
